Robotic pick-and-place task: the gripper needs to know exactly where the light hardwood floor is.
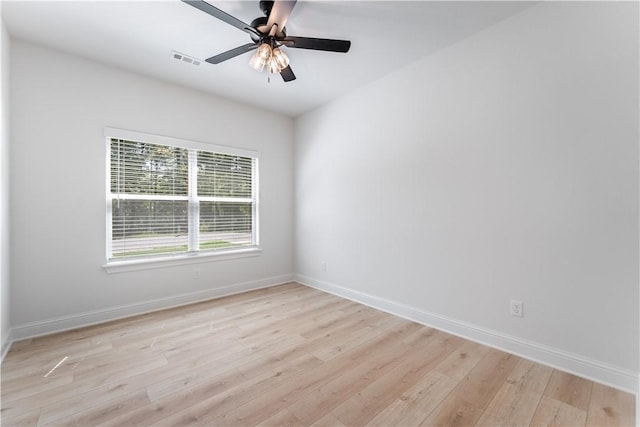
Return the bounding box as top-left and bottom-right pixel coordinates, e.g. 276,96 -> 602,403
1,283 -> 635,426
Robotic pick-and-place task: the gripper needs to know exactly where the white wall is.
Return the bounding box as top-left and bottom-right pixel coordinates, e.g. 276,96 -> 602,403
0,11 -> 11,357
10,40 -> 294,336
295,1 -> 639,391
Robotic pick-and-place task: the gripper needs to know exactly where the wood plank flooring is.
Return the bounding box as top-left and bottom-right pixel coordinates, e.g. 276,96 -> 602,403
1,283 -> 635,426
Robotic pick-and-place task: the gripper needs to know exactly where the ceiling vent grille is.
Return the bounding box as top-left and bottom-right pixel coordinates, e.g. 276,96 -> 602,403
171,51 -> 202,67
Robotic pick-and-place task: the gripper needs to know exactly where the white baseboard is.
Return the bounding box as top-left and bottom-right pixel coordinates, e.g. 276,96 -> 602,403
11,274 -> 294,341
295,274 -> 639,396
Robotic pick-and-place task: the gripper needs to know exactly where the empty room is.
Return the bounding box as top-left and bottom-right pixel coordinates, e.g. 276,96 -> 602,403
0,0 -> 638,426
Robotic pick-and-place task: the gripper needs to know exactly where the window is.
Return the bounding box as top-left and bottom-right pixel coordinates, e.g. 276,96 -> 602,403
105,128 -> 258,264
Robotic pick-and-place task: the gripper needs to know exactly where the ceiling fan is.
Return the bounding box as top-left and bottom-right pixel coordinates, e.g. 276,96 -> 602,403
181,0 -> 351,82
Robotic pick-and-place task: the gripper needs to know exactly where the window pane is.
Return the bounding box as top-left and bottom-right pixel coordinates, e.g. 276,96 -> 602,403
110,139 -> 188,196
111,199 -> 188,258
197,152 -> 253,198
199,201 -> 252,250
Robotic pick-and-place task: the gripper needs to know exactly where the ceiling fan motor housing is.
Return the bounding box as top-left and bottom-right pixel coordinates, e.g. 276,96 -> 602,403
250,15 -> 286,43
249,17 -> 268,42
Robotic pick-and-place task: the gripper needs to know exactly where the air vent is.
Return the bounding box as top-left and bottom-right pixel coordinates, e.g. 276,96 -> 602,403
171,51 -> 202,67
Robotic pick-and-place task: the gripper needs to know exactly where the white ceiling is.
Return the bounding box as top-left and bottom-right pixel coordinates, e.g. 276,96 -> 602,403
2,0 -> 535,117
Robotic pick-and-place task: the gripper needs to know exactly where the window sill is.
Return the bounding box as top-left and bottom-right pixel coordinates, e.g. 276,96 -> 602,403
103,247 -> 262,274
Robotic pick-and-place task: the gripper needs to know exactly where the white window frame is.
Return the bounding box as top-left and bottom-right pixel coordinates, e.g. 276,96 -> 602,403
103,127 -> 260,273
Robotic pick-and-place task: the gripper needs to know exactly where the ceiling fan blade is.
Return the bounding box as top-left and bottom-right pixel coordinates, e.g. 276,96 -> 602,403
280,65 -> 296,82
181,0 -> 260,37
205,43 -> 258,64
267,0 -> 297,37
281,36 -> 351,53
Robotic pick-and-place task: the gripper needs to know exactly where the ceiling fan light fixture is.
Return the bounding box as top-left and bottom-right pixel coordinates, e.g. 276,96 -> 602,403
249,52 -> 266,71
268,59 -> 279,74
249,42 -> 272,71
271,47 -> 289,71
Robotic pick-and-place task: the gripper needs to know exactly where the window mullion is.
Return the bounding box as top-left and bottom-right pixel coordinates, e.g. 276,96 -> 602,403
188,149 -> 199,252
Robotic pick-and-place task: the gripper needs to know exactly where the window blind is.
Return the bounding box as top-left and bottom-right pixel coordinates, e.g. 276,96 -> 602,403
107,136 -> 258,261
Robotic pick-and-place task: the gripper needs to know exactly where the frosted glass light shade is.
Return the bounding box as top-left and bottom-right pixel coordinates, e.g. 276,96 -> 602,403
271,48 -> 289,71
249,43 -> 273,71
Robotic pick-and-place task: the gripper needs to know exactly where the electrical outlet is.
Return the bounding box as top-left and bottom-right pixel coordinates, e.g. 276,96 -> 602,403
193,269 -> 200,279
321,262 -> 327,272
510,300 -> 523,317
